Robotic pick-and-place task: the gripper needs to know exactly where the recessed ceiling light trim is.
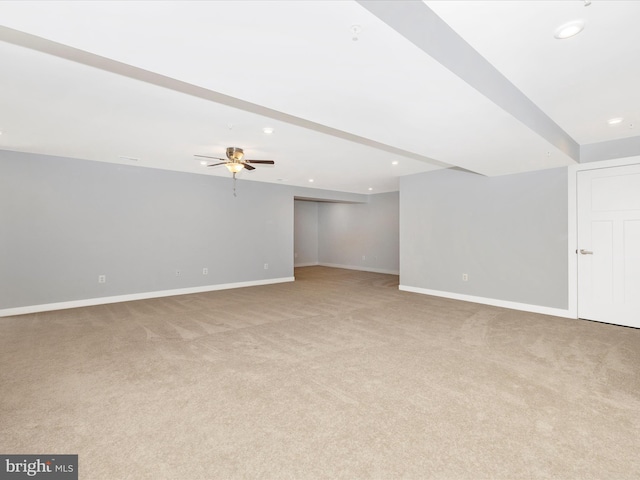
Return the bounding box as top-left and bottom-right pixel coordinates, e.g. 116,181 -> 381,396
554,20 -> 585,39
607,117 -> 624,125
262,127 -> 274,134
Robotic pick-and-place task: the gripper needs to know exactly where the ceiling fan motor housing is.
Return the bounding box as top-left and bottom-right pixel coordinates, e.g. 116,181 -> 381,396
226,147 -> 244,161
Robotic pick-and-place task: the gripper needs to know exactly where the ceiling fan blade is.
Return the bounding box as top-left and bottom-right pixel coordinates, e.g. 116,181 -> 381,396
245,160 -> 275,164
195,154 -> 225,161
206,162 -> 227,167
243,163 -> 256,171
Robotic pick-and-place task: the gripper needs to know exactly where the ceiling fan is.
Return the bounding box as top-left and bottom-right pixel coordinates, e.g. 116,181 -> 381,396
195,147 -> 275,175
195,147 -> 275,196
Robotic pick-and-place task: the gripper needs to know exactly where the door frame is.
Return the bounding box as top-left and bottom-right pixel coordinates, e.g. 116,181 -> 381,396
568,155 -> 640,320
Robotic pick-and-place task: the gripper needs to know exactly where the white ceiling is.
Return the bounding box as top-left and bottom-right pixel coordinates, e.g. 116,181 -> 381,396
0,0 -> 638,194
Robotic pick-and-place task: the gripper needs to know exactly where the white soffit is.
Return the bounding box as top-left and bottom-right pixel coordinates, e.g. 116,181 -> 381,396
0,0 -> 576,176
0,39 -> 434,193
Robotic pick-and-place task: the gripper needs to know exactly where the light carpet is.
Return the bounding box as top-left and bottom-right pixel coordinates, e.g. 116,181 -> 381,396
1,266 -> 639,479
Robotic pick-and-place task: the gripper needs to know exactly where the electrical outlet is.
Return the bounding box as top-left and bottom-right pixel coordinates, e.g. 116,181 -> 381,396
98,275 -> 106,284
202,267 -> 208,275
462,273 -> 468,282
264,263 -> 269,270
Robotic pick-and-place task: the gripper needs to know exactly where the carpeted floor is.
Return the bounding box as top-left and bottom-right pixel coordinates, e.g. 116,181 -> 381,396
1,266 -> 639,479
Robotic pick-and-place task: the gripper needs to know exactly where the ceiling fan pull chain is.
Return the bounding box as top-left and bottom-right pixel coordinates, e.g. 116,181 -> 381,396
233,172 -> 237,197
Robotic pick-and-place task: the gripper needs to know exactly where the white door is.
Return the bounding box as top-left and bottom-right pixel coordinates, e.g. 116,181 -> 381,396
577,163 -> 640,328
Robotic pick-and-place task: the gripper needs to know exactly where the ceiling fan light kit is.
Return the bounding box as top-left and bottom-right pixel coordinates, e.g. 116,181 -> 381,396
226,162 -> 244,174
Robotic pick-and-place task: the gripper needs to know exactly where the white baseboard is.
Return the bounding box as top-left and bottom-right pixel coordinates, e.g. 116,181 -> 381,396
294,262 -> 319,268
398,285 -> 574,319
0,277 -> 295,317
319,263 -> 399,275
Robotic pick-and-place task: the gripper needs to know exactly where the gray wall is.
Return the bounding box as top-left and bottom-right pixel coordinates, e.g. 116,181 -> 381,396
293,200 -> 319,266
6,148 -> 567,312
0,150 -> 296,310
400,167 -> 568,309
0,150 -> 372,311
317,192 -> 399,274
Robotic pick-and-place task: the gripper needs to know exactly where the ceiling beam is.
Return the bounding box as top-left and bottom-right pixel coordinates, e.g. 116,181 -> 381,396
0,24 -> 453,171
357,0 -> 580,162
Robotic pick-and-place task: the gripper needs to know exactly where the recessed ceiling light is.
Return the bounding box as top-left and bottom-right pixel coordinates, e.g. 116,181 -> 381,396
391,161 -> 399,165
607,117 -> 624,125
368,187 -> 373,191
200,160 -> 208,166
262,127 -> 274,134
308,179 -> 314,183
554,20 -> 585,39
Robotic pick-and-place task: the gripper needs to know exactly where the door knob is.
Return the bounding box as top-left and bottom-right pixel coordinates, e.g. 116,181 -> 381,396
580,249 -> 594,255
